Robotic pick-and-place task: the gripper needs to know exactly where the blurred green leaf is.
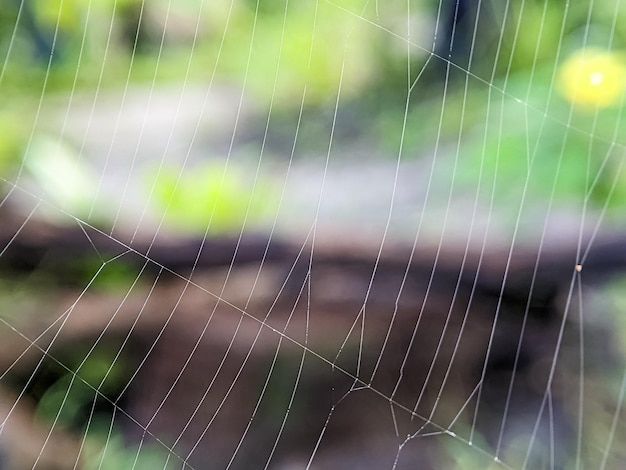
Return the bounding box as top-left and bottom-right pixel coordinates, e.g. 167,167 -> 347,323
149,160 -> 277,234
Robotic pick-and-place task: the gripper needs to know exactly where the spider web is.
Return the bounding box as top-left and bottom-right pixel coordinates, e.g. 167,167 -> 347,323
1,0 -> 626,469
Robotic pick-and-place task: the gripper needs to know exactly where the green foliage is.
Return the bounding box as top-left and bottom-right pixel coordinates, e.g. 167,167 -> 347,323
427,62 -> 626,217
36,349 -> 124,425
3,0 -> 626,222
36,347 -> 173,469
2,0 -> 626,102
218,0 -> 381,105
65,256 -> 143,291
36,376 -> 92,429
441,430 -> 501,470
0,0 -> 384,104
23,135 -> 101,217
149,160 -> 278,234
87,434 -> 175,470
0,111 -> 28,177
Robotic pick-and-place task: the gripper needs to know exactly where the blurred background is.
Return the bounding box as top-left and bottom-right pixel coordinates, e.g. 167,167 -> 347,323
1,0 -> 625,242
1,0 -> 626,469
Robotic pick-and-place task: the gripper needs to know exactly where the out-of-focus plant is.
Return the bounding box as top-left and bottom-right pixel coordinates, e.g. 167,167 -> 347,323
148,160 -> 278,235
35,346 -> 172,469
216,0 -> 382,105
36,349 -> 124,426
448,0 -> 626,79
86,434 -> 174,470
3,0 -> 626,217
22,135 -> 104,218
0,111 -> 27,178
2,0 -> 626,104
429,44 -> 626,220
0,0 -> 401,103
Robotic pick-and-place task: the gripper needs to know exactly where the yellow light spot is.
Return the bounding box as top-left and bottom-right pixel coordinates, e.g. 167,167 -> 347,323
557,48 -> 626,107
575,264 -> 583,272
589,71 -> 603,86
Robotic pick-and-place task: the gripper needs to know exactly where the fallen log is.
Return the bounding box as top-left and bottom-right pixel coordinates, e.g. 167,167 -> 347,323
0,202 -> 624,469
